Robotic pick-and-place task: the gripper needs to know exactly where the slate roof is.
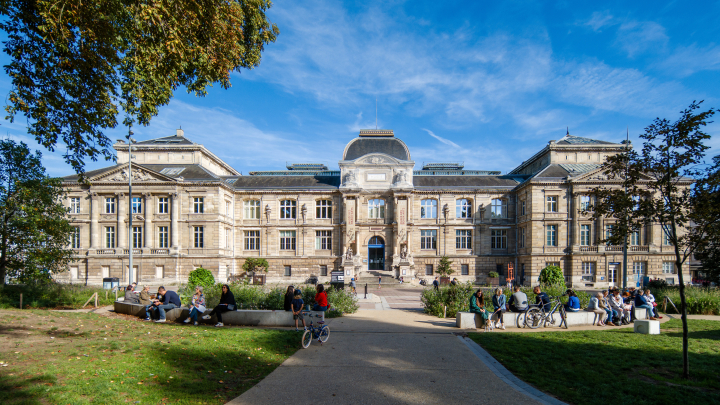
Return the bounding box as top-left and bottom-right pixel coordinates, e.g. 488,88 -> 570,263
141,164 -> 218,180
343,137 -> 411,161
556,135 -> 618,145
62,165 -> 123,181
558,163 -> 601,174
232,175 -> 341,190
136,135 -> 194,145
413,175 -> 523,189
532,164 -> 571,179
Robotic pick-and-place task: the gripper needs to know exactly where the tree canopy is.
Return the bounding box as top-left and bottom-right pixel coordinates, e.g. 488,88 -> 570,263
0,0 -> 279,174
0,139 -> 74,285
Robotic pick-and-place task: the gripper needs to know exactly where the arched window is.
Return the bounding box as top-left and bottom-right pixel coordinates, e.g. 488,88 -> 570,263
369,236 -> 384,246
368,199 -> 385,219
456,199 -> 471,218
280,200 -> 296,219
420,199 -> 437,219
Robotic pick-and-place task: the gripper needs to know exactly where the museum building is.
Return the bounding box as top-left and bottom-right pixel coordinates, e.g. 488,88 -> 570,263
60,129 -> 689,287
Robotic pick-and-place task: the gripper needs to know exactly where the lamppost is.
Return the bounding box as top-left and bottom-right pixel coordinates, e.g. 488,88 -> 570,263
119,131 -> 137,284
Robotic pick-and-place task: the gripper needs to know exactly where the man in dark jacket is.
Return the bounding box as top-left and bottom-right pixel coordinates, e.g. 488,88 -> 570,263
432,277 -> 439,291
533,286 -> 551,312
634,290 -> 657,320
145,286 -> 181,322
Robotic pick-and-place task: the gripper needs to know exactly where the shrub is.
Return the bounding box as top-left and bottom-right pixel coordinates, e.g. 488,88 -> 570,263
241,258 -> 269,274
0,283 -> 117,309
649,286 -> 720,315
421,282 -> 475,317
539,266 -> 566,287
188,268 -> 215,289
488,271 -> 499,278
326,286 -> 359,317
437,256 -> 454,277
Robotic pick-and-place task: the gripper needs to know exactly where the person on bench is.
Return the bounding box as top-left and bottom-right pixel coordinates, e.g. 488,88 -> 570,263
138,286 -> 152,306
634,288 -> 657,320
184,285 -> 207,326
508,286 -> 528,312
587,292 -> 607,326
203,284 -> 236,327
565,289 -> 581,312
643,289 -> 662,319
469,289 -> 490,327
491,288 -> 507,330
313,284 -> 329,311
124,285 -> 141,304
533,286 -> 551,312
145,286 -> 181,323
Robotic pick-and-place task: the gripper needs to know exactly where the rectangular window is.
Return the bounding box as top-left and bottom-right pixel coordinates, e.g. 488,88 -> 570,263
461,264 -> 469,275
105,227 -> 115,248
70,197 -> 81,213
456,199 -> 471,218
455,230 -> 472,249
245,230 -> 260,250
630,230 -> 640,246
605,225 -> 614,244
425,264 -> 433,275
368,199 -> 385,219
316,200 -> 332,219
491,229 -> 507,249
280,230 -> 296,250
632,262 -> 646,276
519,227 -> 525,248
194,226 -> 204,248
662,262 -> 674,274
520,200 -> 526,216
132,226 -> 143,249
580,196 -> 591,211
226,201 -> 231,216
320,265 -> 328,276
131,197 -> 142,214
546,225 -> 557,246
158,226 -> 169,248
666,278 -> 675,285
315,230 -> 332,250
580,224 -> 591,246
193,197 -> 204,214
244,200 -> 261,219
105,197 -> 115,214
663,229 -> 672,246
225,228 -> 231,249
284,265 -> 292,276
582,262 -> 595,282
546,196 -> 558,212
157,197 -> 168,214
491,199 -> 507,218
280,200 -> 297,219
421,230 -> 437,250
71,227 -> 80,249
421,199 -> 437,219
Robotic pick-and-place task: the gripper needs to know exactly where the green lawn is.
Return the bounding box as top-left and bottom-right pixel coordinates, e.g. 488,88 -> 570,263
0,309 -> 300,404
469,319 -> 720,405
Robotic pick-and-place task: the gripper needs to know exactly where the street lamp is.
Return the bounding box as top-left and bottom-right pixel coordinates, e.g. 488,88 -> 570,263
118,131 -> 137,284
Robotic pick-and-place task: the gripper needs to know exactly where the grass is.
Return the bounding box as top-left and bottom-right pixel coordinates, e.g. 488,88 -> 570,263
469,319 -> 720,405
0,309 -> 300,404
650,286 -> 720,315
0,284 -> 118,309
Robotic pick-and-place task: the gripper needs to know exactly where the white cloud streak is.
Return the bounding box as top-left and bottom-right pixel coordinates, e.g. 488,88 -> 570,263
422,129 -> 459,148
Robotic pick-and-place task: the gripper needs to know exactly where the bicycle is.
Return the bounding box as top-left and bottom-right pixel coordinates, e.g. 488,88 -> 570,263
523,296 -> 568,329
301,312 -> 330,349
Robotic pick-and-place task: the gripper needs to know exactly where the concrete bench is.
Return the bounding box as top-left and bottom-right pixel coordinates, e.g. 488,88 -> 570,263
113,301 -> 325,326
633,319 -> 660,334
456,308 -> 647,329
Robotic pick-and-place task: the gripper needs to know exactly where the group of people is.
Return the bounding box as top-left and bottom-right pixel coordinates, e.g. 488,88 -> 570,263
283,284 -> 331,331
467,285 -> 660,329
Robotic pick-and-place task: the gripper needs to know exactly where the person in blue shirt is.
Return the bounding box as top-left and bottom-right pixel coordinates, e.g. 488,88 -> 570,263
145,286 -> 181,322
634,289 -> 657,320
565,289 -> 581,312
291,290 -> 307,331
491,288 -> 507,330
533,286 -> 551,312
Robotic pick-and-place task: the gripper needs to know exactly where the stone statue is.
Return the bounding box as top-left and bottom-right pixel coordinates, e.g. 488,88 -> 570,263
301,204 -> 307,223
400,245 -> 408,259
343,169 -> 357,186
398,170 -> 408,184
346,247 -> 354,260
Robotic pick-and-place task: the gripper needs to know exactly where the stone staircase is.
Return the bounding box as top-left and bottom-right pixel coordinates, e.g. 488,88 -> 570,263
353,270 -> 418,289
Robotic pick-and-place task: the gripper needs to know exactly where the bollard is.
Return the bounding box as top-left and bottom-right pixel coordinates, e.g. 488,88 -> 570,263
19,293 -> 23,309
364,283 -> 367,299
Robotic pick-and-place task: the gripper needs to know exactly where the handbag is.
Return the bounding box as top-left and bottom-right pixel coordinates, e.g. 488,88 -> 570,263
227,304 -> 236,311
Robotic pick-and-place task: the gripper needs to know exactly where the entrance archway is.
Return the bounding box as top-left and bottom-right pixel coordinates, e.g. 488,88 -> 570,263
368,236 -> 385,271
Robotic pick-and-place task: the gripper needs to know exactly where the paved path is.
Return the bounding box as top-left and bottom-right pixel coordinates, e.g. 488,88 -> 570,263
227,309 -> 550,405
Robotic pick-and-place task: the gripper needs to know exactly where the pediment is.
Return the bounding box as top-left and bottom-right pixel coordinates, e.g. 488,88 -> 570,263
353,153 -> 403,165
570,166 -> 655,183
90,164 -> 176,183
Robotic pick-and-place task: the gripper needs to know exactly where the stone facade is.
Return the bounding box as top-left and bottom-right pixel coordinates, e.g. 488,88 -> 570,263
58,129 -> 689,288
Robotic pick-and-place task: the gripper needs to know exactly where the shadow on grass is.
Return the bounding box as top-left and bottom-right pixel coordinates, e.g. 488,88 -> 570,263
0,374 -> 57,405
469,326 -> 720,405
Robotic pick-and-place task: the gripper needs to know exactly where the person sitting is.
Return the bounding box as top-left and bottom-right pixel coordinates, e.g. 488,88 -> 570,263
634,289 -> 657,320
601,290 -> 615,326
203,284 -> 236,327
145,286 -> 181,323
291,290 -> 307,332
469,289 -> 491,328
508,286 -> 528,312
138,286 -> 152,306
609,289 -> 629,325
533,286 -> 551,312
622,291 -> 635,321
491,288 -> 507,330
284,285 -> 295,312
123,285 -> 141,304
644,289 -> 662,318
184,286 -> 206,325
565,289 -> 581,312
586,292 -> 607,326
313,284 -> 329,311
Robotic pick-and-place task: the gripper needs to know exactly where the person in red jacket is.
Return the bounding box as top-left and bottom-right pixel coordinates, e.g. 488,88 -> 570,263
313,284 -> 329,311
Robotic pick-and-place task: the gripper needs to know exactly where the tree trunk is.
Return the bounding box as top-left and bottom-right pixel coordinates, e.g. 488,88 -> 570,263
676,257 -> 689,379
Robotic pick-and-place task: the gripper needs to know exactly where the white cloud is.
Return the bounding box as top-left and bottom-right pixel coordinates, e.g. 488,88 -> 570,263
616,21 -> 668,57
422,129 -> 460,148
660,44 -> 720,77
582,11 -> 615,31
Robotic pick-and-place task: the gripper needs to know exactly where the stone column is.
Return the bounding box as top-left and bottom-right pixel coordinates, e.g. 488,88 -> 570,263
118,193 -> 127,248
144,193 -> 153,248
171,192 -> 180,250
90,192 -> 99,248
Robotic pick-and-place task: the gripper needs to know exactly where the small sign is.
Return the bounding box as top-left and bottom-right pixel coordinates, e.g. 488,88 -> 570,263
331,271 -> 345,282
367,173 -> 386,181
363,259 -> 367,263
402,269 -> 407,275
600,276 -> 605,281
370,227 -> 383,231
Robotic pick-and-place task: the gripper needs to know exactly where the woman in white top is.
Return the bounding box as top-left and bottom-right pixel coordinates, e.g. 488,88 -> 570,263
586,292 -> 607,326
184,286 -> 207,326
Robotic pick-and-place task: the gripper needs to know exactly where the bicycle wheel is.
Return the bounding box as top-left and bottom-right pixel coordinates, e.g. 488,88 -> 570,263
560,307 -> 568,329
301,330 -> 312,349
525,308 -> 543,329
319,326 -> 330,343
544,311 -> 555,327
516,312 -> 526,328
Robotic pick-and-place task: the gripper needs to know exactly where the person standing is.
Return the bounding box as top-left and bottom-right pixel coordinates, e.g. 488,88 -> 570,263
291,290 -> 307,331
378,276 -> 382,290
432,277 -> 439,291
284,285 -> 295,312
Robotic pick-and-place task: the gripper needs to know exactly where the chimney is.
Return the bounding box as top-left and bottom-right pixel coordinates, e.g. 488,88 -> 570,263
176,128 -> 184,137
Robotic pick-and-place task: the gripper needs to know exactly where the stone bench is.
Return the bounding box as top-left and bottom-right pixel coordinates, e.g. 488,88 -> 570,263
113,301 -> 325,326
456,307 -> 648,329
633,319 -> 660,334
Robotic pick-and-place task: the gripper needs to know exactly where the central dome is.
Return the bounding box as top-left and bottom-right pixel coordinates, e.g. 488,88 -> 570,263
342,130 -> 411,161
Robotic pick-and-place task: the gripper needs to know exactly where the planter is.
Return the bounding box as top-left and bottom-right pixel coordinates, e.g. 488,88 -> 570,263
440,276 -> 451,285
487,277 -> 499,287
252,274 -> 266,285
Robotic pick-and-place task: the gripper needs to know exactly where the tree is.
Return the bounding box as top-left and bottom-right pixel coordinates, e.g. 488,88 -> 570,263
691,155 -> 720,286
436,256 -> 454,277
242,257 -> 269,275
0,0 -> 279,174
0,140 -> 74,285
586,101 -> 717,379
539,265 -> 565,287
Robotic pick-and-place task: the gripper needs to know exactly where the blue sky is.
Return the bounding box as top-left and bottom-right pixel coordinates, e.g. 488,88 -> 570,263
2,0 -> 720,176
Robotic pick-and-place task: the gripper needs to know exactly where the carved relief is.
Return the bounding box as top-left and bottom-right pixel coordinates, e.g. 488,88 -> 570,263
108,169 -> 155,182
